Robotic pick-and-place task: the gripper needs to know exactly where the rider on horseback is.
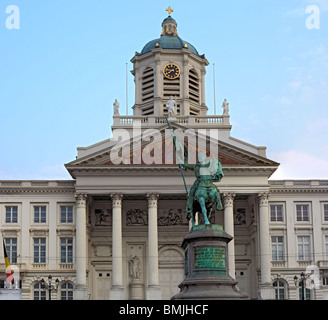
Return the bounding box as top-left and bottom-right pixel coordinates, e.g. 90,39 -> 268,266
182,151 -> 224,225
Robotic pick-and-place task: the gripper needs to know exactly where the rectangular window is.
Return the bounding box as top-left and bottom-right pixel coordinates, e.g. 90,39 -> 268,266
60,206 -> 73,223
323,277 -> 328,286
324,204 -> 328,222
33,238 -> 46,263
299,288 -> 311,300
270,205 -> 283,222
34,206 -> 46,223
298,236 -> 311,261
272,236 -> 284,261
5,206 -> 18,223
4,238 -> 17,264
60,237 -> 73,263
296,205 -> 309,222
325,236 -> 328,258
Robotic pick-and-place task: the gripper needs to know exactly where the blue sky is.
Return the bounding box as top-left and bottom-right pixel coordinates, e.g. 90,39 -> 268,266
0,0 -> 327,180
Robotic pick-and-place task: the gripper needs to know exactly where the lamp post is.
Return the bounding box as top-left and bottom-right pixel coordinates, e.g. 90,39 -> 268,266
41,275 -> 60,300
294,271 -> 314,300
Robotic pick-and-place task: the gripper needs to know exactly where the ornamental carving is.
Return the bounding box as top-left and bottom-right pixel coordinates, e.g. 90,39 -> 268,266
234,208 -> 246,225
147,194 -> 159,208
126,209 -> 147,226
222,193 -> 235,207
158,208 -> 188,226
75,193 -> 88,206
95,209 -> 111,226
111,194 -> 123,208
258,192 -> 270,206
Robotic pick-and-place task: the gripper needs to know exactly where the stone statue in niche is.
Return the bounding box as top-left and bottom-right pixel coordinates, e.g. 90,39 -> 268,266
95,209 -> 111,226
126,209 -> 147,226
129,255 -> 141,280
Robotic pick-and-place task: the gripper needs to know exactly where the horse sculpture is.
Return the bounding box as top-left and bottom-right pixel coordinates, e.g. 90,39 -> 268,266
166,117 -> 224,227
183,152 -> 224,226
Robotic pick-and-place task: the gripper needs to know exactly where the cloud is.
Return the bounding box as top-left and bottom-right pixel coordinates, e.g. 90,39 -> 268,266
268,150 -> 328,179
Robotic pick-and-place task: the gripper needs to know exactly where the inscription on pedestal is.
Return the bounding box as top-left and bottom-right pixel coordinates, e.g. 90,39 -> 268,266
194,247 -> 226,274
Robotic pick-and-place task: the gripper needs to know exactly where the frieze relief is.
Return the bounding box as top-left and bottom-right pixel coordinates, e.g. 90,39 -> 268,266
234,208 -> 246,225
95,209 -> 112,226
126,209 -> 148,226
125,207 -> 189,226
158,208 -> 188,226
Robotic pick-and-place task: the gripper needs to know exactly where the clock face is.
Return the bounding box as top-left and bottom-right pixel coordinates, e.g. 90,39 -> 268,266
163,63 -> 180,79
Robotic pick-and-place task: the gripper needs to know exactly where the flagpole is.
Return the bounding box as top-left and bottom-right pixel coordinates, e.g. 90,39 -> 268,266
126,62 -> 128,115
213,63 -> 216,116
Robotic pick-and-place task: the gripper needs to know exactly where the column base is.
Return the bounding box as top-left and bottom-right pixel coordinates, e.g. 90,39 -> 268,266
146,286 -> 162,300
110,286 -> 125,300
258,284 -> 275,300
73,285 -> 89,300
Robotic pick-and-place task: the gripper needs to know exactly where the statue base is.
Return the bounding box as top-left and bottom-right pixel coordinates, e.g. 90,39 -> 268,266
129,279 -> 144,300
172,224 -> 247,300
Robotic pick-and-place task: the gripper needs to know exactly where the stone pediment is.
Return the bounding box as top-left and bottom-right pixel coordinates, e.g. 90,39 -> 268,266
65,123 -> 279,177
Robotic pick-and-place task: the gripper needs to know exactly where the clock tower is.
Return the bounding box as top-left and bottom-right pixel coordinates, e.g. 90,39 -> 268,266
131,8 -> 209,117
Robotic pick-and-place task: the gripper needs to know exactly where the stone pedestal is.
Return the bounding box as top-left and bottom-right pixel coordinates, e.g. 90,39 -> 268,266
129,279 -> 144,300
172,224 -> 247,300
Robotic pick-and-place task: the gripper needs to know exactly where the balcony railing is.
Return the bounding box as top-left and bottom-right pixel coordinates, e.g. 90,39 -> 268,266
112,115 -> 230,128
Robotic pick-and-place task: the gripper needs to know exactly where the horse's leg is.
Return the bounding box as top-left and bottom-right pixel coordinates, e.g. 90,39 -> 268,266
199,197 -> 210,225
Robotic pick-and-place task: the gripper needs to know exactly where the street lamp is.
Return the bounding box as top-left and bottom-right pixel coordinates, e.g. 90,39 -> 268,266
294,271 -> 314,300
41,275 -> 60,300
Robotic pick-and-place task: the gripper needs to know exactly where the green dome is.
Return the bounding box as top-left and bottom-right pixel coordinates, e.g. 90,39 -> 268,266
140,36 -> 200,56
139,15 -> 200,57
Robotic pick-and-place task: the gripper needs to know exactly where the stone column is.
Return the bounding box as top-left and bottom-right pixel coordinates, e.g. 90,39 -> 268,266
109,194 -> 125,300
258,192 -> 274,299
74,193 -> 89,300
146,194 -> 161,300
223,193 -> 236,279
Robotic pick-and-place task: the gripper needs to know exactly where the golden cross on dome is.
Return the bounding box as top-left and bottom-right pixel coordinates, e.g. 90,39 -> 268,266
166,6 -> 173,16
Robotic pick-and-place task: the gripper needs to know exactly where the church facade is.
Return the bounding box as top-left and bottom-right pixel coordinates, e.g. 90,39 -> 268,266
1,10 -> 328,300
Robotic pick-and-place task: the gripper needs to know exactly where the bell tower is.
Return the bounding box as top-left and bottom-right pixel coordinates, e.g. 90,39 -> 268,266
131,8 -> 209,117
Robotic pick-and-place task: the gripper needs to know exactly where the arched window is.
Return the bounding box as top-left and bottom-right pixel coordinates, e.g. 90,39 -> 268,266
33,282 -> 46,300
60,282 -> 74,300
273,280 -> 286,300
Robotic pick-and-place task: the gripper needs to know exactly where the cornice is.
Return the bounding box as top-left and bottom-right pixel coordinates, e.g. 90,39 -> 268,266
67,165 -> 277,177
0,187 -> 75,194
269,187 -> 328,194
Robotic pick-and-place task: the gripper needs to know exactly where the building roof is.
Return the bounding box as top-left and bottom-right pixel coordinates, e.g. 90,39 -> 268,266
139,15 -> 200,57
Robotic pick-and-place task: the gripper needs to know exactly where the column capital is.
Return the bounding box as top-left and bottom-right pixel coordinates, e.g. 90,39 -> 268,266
222,193 -> 236,207
147,194 -> 159,208
75,194 -> 88,206
111,194 -> 123,208
258,192 -> 270,206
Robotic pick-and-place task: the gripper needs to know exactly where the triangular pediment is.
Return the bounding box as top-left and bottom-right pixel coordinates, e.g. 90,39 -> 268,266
65,123 -> 279,174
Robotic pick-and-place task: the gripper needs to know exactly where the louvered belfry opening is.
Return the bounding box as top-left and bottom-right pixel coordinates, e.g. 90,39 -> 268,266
189,69 -> 200,115
141,67 -> 155,115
